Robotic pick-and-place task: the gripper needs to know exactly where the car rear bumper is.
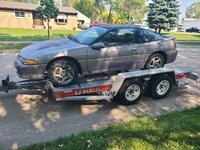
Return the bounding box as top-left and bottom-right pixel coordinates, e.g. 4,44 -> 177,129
166,50 -> 178,64
15,58 -> 46,80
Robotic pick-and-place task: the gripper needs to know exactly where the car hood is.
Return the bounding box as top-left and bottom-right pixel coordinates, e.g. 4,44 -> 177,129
20,38 -> 82,57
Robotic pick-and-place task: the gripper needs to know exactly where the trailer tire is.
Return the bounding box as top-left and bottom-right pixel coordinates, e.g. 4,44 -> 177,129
113,79 -> 144,105
150,74 -> 173,99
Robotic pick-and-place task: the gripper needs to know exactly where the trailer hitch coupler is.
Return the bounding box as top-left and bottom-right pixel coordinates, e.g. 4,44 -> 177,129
2,75 -> 9,86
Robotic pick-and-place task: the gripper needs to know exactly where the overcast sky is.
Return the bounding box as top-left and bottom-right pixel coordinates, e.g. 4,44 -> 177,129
147,0 -> 200,24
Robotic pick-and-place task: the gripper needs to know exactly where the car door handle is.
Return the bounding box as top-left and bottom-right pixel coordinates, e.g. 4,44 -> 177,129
131,48 -> 137,51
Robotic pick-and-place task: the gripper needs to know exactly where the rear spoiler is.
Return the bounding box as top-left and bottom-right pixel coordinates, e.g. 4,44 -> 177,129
162,35 -> 176,40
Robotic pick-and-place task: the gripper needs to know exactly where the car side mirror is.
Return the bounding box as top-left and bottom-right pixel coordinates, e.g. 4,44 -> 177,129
91,42 -> 105,50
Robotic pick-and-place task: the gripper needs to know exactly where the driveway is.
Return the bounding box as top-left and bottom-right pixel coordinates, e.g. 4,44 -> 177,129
0,45 -> 200,149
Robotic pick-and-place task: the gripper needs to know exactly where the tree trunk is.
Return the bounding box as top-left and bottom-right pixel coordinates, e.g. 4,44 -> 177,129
99,8 -> 103,21
158,28 -> 162,34
47,20 -> 50,40
107,8 -> 112,24
155,28 -> 157,33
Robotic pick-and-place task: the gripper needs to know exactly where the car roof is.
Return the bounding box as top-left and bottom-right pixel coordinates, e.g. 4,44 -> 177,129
97,24 -> 138,30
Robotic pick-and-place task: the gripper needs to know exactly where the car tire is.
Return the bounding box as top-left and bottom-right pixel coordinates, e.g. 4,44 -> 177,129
145,53 -> 165,69
47,59 -> 78,87
113,79 -> 144,105
149,74 -> 173,99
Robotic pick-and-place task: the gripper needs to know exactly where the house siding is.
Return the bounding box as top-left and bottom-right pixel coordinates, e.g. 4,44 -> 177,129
0,9 -> 77,30
0,9 -> 33,28
182,18 -> 200,30
47,14 -> 77,30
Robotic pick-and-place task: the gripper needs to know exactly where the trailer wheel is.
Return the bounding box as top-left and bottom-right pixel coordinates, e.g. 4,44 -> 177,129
150,74 -> 173,99
113,79 -> 144,105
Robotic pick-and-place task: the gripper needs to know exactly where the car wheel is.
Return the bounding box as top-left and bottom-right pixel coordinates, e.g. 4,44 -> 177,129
47,59 -> 78,87
149,74 -> 173,99
145,53 -> 165,69
113,79 -> 144,105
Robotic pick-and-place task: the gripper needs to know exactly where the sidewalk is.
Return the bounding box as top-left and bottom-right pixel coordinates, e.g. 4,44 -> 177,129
0,49 -> 20,53
0,41 -> 37,44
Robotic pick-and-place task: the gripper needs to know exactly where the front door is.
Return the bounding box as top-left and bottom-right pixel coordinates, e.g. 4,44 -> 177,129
87,28 -> 138,74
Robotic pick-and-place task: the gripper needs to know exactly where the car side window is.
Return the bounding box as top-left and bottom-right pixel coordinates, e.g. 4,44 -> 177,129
100,30 -> 118,46
117,28 -> 137,44
143,29 -> 164,42
101,28 -> 137,46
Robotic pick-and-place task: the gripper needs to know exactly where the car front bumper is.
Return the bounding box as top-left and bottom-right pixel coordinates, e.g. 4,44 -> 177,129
15,58 -> 47,80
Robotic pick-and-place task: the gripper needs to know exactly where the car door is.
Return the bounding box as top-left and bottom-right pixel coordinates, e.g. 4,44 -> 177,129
87,28 -> 138,74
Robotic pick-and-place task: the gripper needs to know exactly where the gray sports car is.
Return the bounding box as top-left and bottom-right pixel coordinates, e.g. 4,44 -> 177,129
15,25 -> 177,86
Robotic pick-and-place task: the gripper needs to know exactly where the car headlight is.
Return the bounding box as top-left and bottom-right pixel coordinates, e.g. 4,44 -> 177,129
18,56 -> 39,65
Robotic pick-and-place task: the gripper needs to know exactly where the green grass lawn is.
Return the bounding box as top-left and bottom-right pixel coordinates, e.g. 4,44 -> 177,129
0,28 -> 200,42
0,43 -> 29,50
21,107 -> 200,150
0,28 -> 80,41
177,41 -> 200,46
164,32 -> 200,41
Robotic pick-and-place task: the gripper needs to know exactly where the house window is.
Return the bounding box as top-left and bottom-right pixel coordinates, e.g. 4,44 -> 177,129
15,11 -> 25,17
55,14 -> 67,24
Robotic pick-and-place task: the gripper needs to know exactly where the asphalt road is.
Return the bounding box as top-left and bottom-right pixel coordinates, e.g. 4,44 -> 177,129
0,45 -> 200,149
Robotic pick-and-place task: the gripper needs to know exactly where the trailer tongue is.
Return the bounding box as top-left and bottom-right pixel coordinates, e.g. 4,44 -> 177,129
0,75 -> 48,92
0,68 -> 199,105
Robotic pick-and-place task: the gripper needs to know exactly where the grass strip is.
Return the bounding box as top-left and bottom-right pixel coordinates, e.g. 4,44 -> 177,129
21,107 -> 200,150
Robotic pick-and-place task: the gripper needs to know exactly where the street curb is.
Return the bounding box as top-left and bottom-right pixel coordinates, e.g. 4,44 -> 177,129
177,40 -> 200,42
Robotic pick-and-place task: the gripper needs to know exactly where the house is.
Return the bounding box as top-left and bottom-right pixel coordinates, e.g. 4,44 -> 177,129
0,1 -> 78,30
77,10 -> 91,29
182,18 -> 200,31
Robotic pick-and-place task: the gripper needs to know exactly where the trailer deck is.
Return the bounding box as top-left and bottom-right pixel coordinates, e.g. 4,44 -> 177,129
0,68 -> 199,105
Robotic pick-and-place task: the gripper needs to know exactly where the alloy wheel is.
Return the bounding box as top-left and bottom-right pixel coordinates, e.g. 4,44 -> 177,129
53,64 -> 75,85
149,57 -> 163,69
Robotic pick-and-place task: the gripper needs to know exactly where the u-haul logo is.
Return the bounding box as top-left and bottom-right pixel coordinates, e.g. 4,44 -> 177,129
74,87 -> 101,95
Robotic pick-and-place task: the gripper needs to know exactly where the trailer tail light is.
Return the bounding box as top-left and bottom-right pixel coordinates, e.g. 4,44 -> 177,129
176,73 -> 188,79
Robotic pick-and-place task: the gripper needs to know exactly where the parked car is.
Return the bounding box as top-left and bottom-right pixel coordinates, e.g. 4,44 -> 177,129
186,27 -> 200,33
177,25 -> 185,32
15,25 -> 178,87
90,20 -> 104,28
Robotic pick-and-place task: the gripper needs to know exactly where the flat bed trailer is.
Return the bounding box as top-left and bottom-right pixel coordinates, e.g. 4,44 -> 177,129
0,68 -> 199,105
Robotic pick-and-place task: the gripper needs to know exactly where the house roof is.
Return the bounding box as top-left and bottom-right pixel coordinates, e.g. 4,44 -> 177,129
0,1 -> 77,14
77,10 -> 91,21
183,18 -> 200,22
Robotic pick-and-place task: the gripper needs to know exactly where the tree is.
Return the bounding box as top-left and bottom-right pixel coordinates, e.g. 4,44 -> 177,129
73,0 -> 98,20
66,0 -> 78,6
94,0 -> 106,20
103,0 -> 116,24
101,11 -> 118,23
147,0 -> 180,33
119,0 -> 147,24
186,2 -> 200,19
36,0 -> 58,39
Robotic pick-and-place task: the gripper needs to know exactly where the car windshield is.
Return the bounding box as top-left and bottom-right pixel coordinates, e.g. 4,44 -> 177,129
72,26 -> 108,45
